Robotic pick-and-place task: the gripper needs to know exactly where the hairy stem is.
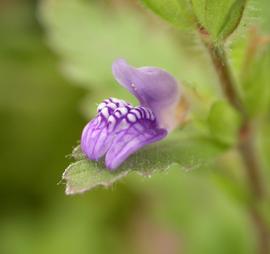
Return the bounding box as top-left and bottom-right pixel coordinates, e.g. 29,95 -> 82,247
206,45 -> 244,114
202,39 -> 269,253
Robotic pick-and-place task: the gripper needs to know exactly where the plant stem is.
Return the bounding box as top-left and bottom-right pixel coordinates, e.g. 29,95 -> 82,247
238,121 -> 263,198
206,45 -> 244,114
202,39 -> 269,254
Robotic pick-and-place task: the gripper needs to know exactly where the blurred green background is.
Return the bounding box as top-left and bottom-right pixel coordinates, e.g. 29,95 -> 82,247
0,0 -> 269,254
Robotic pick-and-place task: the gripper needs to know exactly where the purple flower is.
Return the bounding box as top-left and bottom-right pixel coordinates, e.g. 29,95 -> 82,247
81,59 -> 184,170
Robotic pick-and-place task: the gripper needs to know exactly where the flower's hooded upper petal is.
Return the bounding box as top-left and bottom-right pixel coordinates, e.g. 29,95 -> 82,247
112,59 -> 183,131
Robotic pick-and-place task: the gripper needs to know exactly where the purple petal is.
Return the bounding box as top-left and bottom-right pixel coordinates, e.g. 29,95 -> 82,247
81,116 -> 112,161
80,117 -> 99,159
105,121 -> 167,170
112,59 -> 183,131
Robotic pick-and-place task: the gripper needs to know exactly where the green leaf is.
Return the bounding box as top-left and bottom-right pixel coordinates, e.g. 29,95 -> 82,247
139,0 -> 193,28
241,46 -> 270,116
207,101 -> 241,146
63,131 -> 225,194
191,0 -> 247,41
63,160 -> 130,195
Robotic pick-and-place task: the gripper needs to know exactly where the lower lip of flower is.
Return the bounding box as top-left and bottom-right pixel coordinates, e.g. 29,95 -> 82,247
81,97 -> 167,170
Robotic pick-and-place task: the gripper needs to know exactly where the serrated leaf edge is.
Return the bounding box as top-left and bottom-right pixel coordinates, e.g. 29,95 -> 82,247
62,161 -> 131,195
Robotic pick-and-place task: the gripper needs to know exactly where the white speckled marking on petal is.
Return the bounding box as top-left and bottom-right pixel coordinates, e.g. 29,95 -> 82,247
101,107 -> 110,118
127,113 -> 136,123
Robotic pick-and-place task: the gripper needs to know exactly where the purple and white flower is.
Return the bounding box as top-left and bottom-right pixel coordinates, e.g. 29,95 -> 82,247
81,59 -> 185,170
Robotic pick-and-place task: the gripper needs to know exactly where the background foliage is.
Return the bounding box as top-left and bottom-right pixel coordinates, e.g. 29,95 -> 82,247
0,0 -> 269,253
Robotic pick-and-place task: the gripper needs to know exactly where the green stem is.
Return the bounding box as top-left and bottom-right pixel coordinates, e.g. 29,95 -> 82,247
202,38 -> 269,254
206,45 -> 244,114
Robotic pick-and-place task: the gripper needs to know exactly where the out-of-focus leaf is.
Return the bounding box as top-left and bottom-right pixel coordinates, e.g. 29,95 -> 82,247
63,131 -> 225,194
241,46 -> 270,116
139,0 -> 193,28
191,0 -> 247,41
128,166 -> 256,254
254,0 -> 270,33
39,0 -> 186,86
40,0 -> 218,99
207,100 -> 241,146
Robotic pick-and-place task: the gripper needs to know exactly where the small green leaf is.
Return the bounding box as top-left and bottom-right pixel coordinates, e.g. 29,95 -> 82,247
191,0 -> 247,41
241,46 -> 270,116
63,131 -> 225,194
140,0 -> 194,28
217,0 -> 246,40
63,160 -> 130,195
208,101 -> 241,146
